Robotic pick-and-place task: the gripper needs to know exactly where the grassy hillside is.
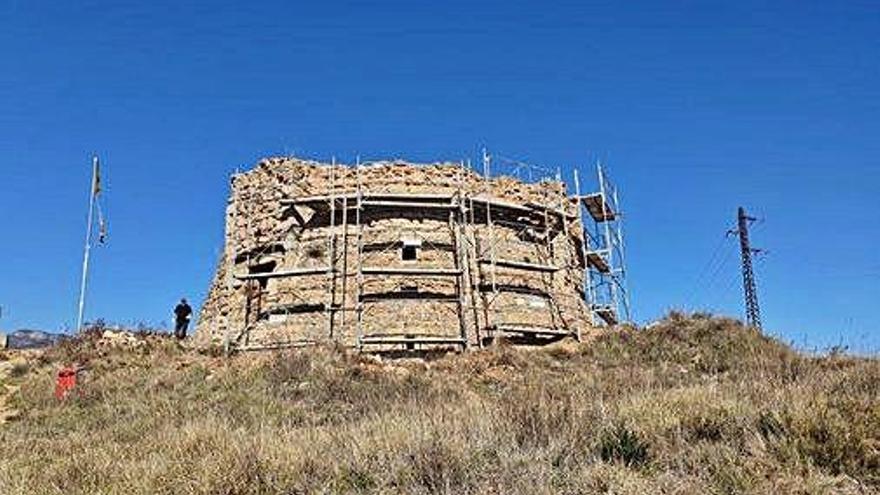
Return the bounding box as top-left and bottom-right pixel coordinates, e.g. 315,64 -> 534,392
1,314 -> 878,494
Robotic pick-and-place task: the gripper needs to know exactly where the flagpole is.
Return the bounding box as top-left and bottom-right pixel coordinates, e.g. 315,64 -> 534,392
76,156 -> 98,333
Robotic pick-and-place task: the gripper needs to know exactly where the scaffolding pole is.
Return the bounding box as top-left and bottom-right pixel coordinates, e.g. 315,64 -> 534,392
325,159 -> 337,338
481,148 -> 499,340
451,163 -> 470,348
541,187 -> 559,331
612,179 -> 632,320
559,167 -> 579,340
597,163 -> 618,319
573,168 -> 596,326
340,172 -> 350,332
574,162 -> 630,326
355,157 -> 365,350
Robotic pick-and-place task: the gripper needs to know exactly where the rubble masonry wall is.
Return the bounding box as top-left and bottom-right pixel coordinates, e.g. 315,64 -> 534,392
195,157 -> 592,348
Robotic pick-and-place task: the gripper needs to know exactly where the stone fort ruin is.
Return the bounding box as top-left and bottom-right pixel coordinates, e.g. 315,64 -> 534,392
195,156 -> 628,351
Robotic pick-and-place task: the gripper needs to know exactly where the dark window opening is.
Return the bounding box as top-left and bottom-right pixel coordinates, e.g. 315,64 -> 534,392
248,260 -> 276,274
306,245 -> 324,259
247,261 -> 276,291
402,245 -> 418,261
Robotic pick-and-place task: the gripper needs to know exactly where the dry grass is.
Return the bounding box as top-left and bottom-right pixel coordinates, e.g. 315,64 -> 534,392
1,313 -> 878,494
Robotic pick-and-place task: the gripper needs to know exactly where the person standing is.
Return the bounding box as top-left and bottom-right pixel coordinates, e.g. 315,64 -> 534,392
173,298 -> 193,340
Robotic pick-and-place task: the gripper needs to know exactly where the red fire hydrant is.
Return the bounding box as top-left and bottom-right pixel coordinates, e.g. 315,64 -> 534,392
54,367 -> 78,400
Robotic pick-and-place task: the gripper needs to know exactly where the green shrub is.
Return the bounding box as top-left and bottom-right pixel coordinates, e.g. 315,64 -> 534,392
8,362 -> 29,378
599,424 -> 649,467
756,410 -> 786,440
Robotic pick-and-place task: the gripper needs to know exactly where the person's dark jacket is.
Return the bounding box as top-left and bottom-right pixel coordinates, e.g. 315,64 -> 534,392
174,303 -> 192,322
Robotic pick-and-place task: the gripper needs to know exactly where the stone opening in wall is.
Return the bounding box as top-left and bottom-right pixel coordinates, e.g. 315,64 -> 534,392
401,238 -> 421,262
234,243 -> 285,264
247,260 -> 277,275
305,244 -> 324,259
246,261 -> 276,308
402,246 -> 417,261
400,283 -> 418,293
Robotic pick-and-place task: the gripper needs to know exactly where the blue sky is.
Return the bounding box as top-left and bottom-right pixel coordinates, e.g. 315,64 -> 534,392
1,1 -> 877,352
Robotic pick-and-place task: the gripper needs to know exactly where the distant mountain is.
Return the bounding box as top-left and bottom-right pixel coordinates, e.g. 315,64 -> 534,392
5,329 -> 67,349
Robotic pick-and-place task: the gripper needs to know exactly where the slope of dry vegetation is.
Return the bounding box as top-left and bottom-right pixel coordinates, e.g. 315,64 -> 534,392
1,314 -> 878,494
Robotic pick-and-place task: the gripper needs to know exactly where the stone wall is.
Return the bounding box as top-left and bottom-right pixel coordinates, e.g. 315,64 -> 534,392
195,157 -> 593,349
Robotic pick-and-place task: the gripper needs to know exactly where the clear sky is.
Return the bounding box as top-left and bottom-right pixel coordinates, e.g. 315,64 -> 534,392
1,1 -> 877,352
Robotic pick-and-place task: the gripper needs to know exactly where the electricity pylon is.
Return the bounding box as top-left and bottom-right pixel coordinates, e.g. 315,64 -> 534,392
732,206 -> 763,329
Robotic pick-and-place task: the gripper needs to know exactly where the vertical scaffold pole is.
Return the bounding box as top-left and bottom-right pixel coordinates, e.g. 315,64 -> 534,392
340,166 -> 350,333
542,193 -> 556,330
613,184 -> 631,321
223,173 -> 239,352
555,167 -> 573,337
326,158 -> 337,339
466,160 -> 488,346
573,168 -> 596,327
459,161 -> 482,346
355,157 -> 365,350
482,148 -> 498,339
597,162 -> 618,320
451,163 -> 469,349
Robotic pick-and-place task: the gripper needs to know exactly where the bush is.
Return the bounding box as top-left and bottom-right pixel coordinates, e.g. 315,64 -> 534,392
599,424 -> 650,467
8,362 -> 29,378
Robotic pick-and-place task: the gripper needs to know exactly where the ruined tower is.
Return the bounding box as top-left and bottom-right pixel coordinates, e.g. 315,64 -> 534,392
196,157 -> 616,351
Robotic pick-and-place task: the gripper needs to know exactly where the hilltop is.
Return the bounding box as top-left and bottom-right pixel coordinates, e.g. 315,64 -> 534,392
0,314 -> 877,494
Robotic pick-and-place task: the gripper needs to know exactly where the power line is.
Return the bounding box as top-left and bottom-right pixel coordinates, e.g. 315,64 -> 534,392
720,271 -> 742,303
684,231 -> 736,309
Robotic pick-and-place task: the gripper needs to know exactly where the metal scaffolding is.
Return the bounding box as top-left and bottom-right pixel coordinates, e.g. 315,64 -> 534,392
224,160 -> 352,352
352,159 -> 471,350
574,162 -> 630,326
473,151 -> 577,343
224,153 -> 627,352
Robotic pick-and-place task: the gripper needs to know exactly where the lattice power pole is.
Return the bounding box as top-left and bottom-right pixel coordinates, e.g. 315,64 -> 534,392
734,206 -> 762,329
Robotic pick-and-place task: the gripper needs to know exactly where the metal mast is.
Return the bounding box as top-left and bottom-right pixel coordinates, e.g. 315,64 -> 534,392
76,156 -> 100,333
735,206 -> 762,329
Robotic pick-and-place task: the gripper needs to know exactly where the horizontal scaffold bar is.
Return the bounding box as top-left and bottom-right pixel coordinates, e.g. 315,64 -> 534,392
469,196 -> 571,219
234,267 -> 331,279
361,267 -> 462,276
476,283 -> 553,298
359,336 -> 467,346
233,340 -> 318,352
493,324 -> 573,336
281,192 -> 355,204
260,303 -> 326,315
282,192 -> 454,205
477,258 -> 559,272
282,193 -> 573,219
366,193 -> 455,201
360,201 -> 458,209
359,292 -> 459,302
